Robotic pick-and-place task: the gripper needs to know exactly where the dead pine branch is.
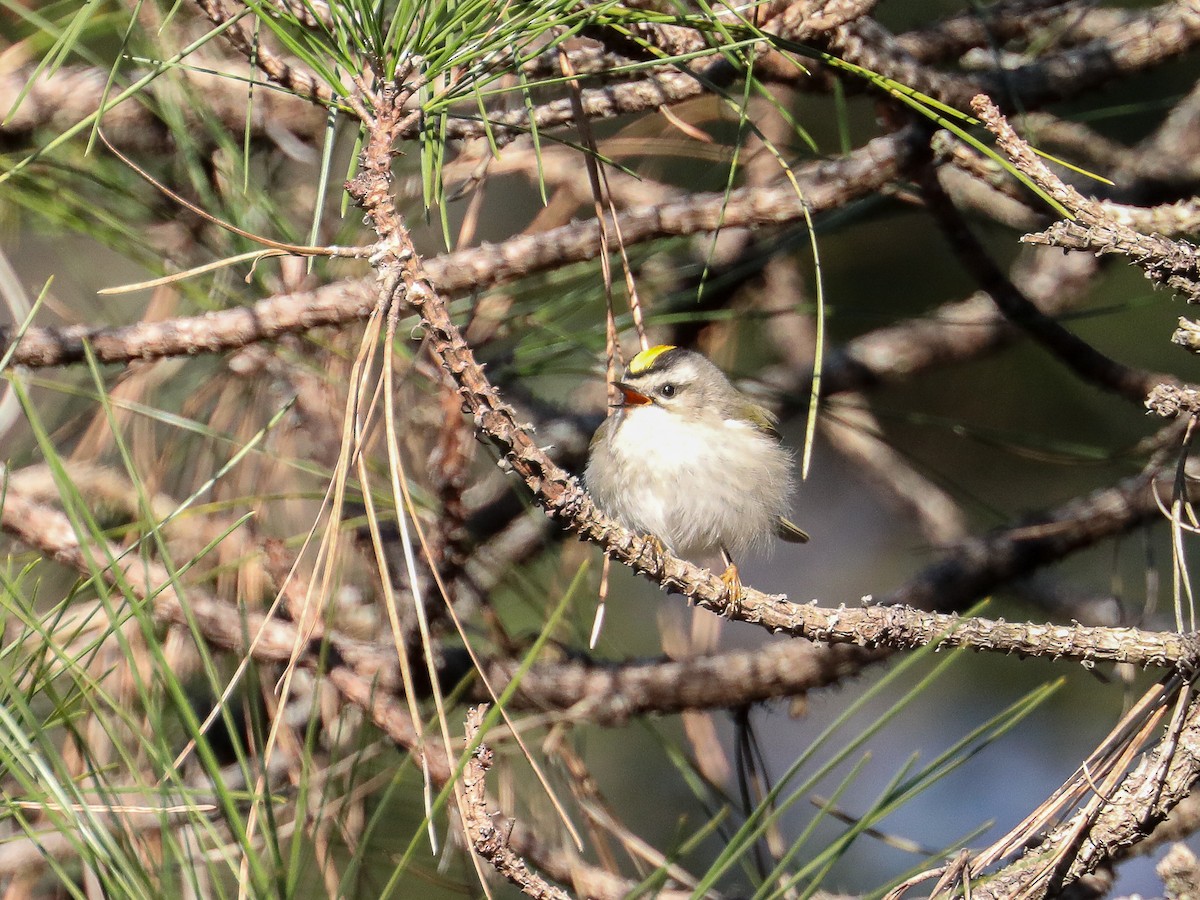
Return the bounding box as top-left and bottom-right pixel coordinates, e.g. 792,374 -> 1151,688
462,706 -> 574,900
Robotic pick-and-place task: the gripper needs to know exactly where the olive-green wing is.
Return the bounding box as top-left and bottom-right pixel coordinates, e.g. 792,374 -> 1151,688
743,402 -> 782,440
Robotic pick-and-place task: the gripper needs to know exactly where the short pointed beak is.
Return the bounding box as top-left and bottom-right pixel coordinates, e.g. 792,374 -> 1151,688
614,381 -> 652,406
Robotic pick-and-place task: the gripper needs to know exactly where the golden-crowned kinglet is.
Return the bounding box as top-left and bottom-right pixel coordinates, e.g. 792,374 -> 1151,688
585,345 -> 807,593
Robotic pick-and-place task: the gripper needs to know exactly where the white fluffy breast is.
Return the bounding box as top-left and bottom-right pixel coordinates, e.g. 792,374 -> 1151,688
585,405 -> 794,561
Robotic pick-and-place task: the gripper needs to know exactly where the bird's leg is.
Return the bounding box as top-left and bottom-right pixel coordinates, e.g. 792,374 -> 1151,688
719,546 -> 741,613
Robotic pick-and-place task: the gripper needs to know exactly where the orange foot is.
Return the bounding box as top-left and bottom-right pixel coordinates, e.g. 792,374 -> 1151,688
639,534 -> 665,561
719,563 -> 742,612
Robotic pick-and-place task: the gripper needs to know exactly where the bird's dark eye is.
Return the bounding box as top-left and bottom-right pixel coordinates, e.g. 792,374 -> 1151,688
660,383 -> 676,398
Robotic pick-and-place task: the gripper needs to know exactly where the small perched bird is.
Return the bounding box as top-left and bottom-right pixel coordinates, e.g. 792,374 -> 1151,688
585,345 -> 807,595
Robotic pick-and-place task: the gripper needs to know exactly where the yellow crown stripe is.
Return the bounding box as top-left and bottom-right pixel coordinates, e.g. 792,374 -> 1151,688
628,344 -> 677,374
